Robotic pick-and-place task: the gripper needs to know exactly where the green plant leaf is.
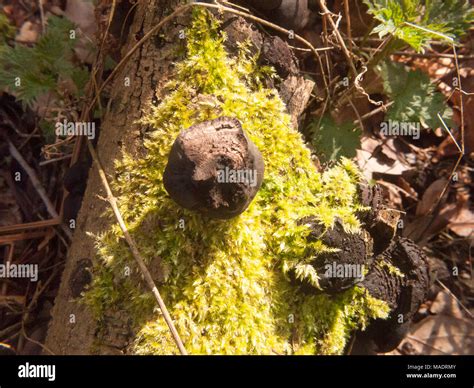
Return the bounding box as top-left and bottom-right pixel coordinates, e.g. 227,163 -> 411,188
0,15 -> 88,107
364,0 -> 474,52
377,60 -> 452,129
308,116 -> 361,162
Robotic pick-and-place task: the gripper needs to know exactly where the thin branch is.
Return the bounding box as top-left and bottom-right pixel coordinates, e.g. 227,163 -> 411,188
39,154 -> 72,166
438,113 -> 462,154
436,280 -> 473,319
0,219 -> 60,234
343,0 -> 352,53
318,0 -> 357,78
37,0 -> 45,33
353,101 -> 393,125
85,139 -> 188,355
354,66 -> 384,106
8,140 -> 72,240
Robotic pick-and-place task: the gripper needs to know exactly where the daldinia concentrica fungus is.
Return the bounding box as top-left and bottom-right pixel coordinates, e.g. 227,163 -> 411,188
292,217 -> 374,294
353,237 -> 430,354
163,116 -> 264,219
291,184 -> 430,353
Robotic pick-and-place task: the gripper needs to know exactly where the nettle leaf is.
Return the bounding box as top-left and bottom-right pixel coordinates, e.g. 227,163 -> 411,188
378,61 -> 452,129
364,0 -> 474,52
308,116 -> 361,162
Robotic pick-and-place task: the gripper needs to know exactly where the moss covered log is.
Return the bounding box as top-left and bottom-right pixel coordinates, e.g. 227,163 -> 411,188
82,9 -> 427,355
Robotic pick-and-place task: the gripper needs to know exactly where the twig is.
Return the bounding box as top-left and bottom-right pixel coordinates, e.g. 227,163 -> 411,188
0,231 -> 47,245
348,98 -> 365,133
0,295 -> 26,309
436,280 -> 473,319
21,329 -> 55,355
354,66 -> 383,106
39,154 -> 72,166
343,0 -> 352,53
0,218 -> 60,234
392,51 -> 474,60
353,101 -> 393,125
1,244 -> 14,299
37,0 -> 45,33
334,37 -> 391,110
85,139 -> 188,355
438,113 -> 462,154
7,141 -> 72,240
8,140 -> 58,219
321,12 -> 333,97
0,322 -> 21,340
17,268 -> 59,354
318,0 -> 357,78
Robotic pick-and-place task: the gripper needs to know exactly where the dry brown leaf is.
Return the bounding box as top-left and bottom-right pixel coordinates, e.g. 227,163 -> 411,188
395,291 -> 474,355
378,180 -> 403,207
65,0 -> 96,36
395,176 -> 418,200
448,207 -> 474,237
16,21 -> 40,44
403,316 -> 474,355
404,202 -> 461,245
429,290 -> 464,318
357,137 -> 412,180
64,0 -> 97,64
416,178 -> 448,217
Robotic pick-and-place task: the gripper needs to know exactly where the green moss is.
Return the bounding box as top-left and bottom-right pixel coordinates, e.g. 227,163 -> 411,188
84,9 -> 389,355
377,259 -> 405,278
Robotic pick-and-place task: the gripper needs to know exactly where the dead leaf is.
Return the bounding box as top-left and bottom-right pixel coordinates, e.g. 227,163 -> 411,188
404,202 -> 461,245
402,315 -> 474,355
429,290 -> 463,318
65,0 -> 96,36
357,137 -> 412,180
395,176 -> 418,200
416,178 -> 448,217
16,21 -> 40,44
395,290 -> 474,355
448,207 -> 474,237
378,180 -> 403,207
64,0 -> 97,64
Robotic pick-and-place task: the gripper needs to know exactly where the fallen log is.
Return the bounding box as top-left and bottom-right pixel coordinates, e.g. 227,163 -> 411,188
45,2 -> 429,355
